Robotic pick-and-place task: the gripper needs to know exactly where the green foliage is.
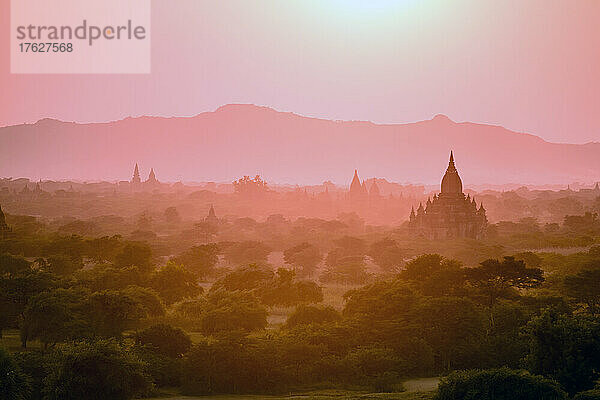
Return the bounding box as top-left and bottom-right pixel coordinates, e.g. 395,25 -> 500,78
22,288 -> 90,347
285,304 -> 341,329
172,290 -> 268,335
414,297 -> 485,371
170,244 -> 219,278
86,289 -> 154,338
523,310 -> 600,394
260,268 -> 323,307
368,238 -> 405,272
135,324 -> 191,358
321,254 -> 370,285
563,269 -> 600,314
0,254 -> 31,275
467,256 -> 544,306
212,263 -> 273,292
573,390 -> 600,400
213,265 -> 322,307
42,340 -> 151,400
224,240 -> 271,266
0,268 -> 55,339
342,346 -> 407,391
75,265 -> 149,291
0,347 -> 31,400
200,290 -> 268,335
283,242 -> 322,277
182,334 -> 297,395
151,262 -> 202,305
114,242 -> 152,270
43,254 -> 83,276
435,368 -> 567,400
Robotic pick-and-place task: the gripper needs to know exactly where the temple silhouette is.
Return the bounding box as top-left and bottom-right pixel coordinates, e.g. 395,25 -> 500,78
409,152 -> 487,239
129,163 -> 160,191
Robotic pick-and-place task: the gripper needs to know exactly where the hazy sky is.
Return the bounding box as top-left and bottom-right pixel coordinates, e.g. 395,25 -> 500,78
1,0 -> 599,144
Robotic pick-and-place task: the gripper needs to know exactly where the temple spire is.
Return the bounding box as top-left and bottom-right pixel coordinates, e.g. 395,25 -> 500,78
132,163 -> 141,184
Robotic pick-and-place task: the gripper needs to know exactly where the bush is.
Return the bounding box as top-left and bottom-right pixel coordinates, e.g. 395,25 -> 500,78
135,323 -> 192,358
42,340 -> 151,400
574,390 -> 600,400
285,304 -> 341,329
435,368 -> 567,400
0,347 -> 31,400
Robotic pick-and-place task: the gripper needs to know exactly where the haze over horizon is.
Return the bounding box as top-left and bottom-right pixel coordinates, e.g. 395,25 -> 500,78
2,0 -> 600,144
1,103 -> 599,186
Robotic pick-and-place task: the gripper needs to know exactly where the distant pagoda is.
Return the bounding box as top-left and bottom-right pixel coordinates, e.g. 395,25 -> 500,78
205,204 -> 219,225
131,163 -> 142,185
409,152 -> 487,239
349,169 -> 368,201
146,168 -> 159,187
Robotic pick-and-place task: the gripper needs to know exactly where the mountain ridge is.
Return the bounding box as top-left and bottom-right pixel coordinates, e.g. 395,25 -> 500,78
1,104 -> 598,185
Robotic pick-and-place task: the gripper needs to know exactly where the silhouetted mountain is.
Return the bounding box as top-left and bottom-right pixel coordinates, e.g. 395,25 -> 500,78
1,104 -> 598,185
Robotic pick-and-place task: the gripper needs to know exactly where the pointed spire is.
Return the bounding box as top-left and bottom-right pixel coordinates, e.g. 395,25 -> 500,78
350,169 -> 362,193
447,150 -> 457,172
147,168 -> 157,183
132,163 -> 141,184
206,204 -> 218,224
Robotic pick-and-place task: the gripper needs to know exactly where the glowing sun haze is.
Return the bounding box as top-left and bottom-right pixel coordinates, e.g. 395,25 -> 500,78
1,0 -> 599,144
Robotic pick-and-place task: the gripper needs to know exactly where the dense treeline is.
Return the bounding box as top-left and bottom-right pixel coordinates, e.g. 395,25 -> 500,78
2,212 -> 600,399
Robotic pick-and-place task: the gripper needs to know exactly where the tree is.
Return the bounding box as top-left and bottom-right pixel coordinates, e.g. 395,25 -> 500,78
86,235 -> 123,263
22,288 -> 90,348
0,253 -> 30,275
114,242 -> 152,270
523,310 -> 600,394
211,264 -> 273,292
342,346 -> 407,391
232,175 -> 268,196
223,241 -> 271,266
259,268 -> 323,307
467,256 -> 544,306
283,242 -> 322,277
0,269 -> 55,344
0,347 -> 31,400
200,289 -> 268,335
320,254 -> 370,285
285,304 -> 341,329
44,254 -> 83,275
135,324 -> 191,358
400,254 -> 467,297
86,289 -> 152,338
414,297 -> 485,371
42,340 -> 151,400
121,286 -> 165,317
435,368 -> 567,400
563,269 -> 600,314
164,207 -> 181,224
151,262 -> 202,305
171,244 -> 219,278
368,238 -> 405,272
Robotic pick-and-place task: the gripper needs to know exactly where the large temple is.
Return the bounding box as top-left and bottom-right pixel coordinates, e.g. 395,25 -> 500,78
409,152 -> 487,239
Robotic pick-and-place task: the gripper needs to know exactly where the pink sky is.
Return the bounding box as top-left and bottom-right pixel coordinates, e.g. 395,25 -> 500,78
1,0 -> 599,144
